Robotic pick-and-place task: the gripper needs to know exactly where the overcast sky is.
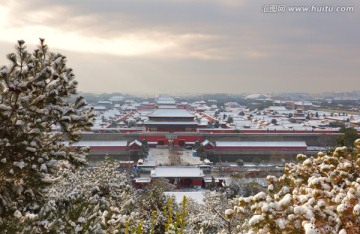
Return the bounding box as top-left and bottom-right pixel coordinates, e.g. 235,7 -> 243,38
0,0 -> 359,95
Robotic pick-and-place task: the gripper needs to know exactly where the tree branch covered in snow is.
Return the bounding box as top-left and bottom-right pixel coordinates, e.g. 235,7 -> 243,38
186,191 -> 242,234
22,158 -> 137,233
229,139 -> 360,234
0,39 -> 94,224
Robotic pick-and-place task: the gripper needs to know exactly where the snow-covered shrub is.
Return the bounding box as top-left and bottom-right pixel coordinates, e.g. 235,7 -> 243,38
223,174 -> 266,199
135,178 -> 179,233
231,139 -> 360,233
0,39 -> 94,227
23,158 -> 136,233
187,191 -> 242,234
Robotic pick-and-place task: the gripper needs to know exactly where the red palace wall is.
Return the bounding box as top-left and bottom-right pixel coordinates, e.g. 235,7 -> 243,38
145,126 -> 197,132
192,179 -> 203,186
198,129 -> 341,134
70,146 -> 128,151
140,134 -> 204,146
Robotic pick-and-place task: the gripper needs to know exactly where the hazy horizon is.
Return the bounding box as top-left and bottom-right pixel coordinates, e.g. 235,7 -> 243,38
0,0 -> 359,94
76,88 -> 360,97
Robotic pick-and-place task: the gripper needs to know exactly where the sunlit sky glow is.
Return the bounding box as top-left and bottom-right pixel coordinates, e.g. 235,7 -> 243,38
0,0 -> 359,95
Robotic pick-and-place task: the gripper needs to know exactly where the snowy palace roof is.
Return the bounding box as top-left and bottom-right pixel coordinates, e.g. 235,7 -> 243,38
144,121 -> 198,125
148,109 -> 195,118
156,95 -> 176,105
215,141 -> 307,147
128,139 -> 142,147
65,141 -> 128,147
151,167 -> 205,178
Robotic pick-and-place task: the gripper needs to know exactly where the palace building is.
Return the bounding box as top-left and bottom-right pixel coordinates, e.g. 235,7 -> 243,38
144,108 -> 198,132
143,95 -> 198,132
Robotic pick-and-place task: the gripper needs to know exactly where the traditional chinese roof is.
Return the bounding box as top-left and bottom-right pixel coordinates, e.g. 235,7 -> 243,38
65,141 -> 128,147
148,109 -> 195,118
151,167 -> 204,178
215,141 -> 307,147
201,139 -> 215,147
129,139 -> 142,147
145,121 -> 198,125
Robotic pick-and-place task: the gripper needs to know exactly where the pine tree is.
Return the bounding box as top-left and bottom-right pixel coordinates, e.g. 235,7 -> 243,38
337,126 -> 359,149
139,139 -> 149,158
194,140 -> 207,161
0,39 -> 94,223
26,157 -> 136,233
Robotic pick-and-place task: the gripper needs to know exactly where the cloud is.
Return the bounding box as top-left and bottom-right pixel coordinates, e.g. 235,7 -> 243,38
242,51 -> 268,59
0,0 -> 360,94
0,3 -> 226,59
164,0 -> 249,7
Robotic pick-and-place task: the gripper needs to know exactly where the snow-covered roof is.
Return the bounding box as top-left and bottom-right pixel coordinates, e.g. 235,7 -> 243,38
158,105 -> 177,109
157,100 -> 176,105
245,94 -> 270,100
93,105 -> 107,110
125,106 -> 137,110
108,96 -> 124,102
204,111 -> 216,116
269,106 -> 287,111
129,139 -> 142,147
215,141 -> 307,147
145,121 -> 198,125
156,95 -> 176,105
201,139 -> 214,147
151,167 -> 205,178
98,101 -> 112,104
148,109 -> 195,118
65,141 -> 128,147
135,178 -> 151,183
102,109 -> 121,117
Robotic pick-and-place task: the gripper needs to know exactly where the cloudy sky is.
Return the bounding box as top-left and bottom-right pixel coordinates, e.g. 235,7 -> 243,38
0,0 -> 359,95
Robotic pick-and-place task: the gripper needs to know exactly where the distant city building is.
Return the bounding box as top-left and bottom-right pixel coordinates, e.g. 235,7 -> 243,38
245,93 -> 270,100
97,101 -> 112,109
156,95 -> 177,106
108,96 -> 124,104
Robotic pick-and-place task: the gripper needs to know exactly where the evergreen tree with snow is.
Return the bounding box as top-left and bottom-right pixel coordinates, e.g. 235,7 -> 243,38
337,126 -> 359,150
139,139 -> 149,159
24,158 -> 137,233
193,140 -> 207,161
0,39 -> 94,229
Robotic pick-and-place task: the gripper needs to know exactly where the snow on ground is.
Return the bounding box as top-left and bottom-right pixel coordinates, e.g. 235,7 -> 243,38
164,191 -> 205,204
145,148 -> 203,166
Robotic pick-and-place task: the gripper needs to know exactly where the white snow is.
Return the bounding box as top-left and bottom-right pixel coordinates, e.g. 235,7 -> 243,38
13,161 -> 27,169
14,210 -> 22,218
353,204 -> 360,215
25,147 -> 37,153
248,215 -> 264,226
302,222 -> 319,234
